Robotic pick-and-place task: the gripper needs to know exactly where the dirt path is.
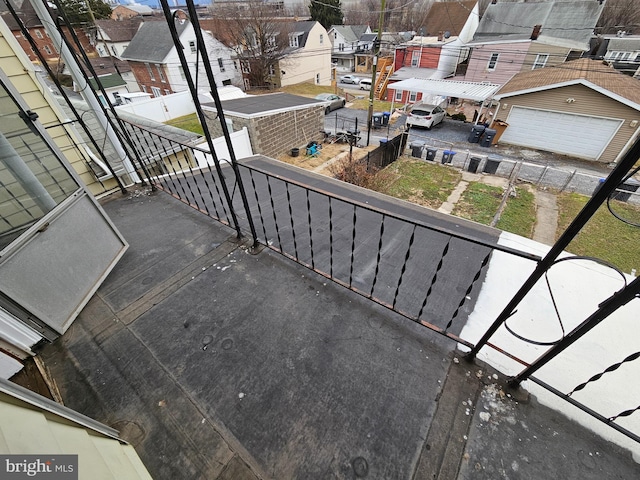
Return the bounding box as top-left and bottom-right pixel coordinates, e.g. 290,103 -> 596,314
533,190 -> 559,245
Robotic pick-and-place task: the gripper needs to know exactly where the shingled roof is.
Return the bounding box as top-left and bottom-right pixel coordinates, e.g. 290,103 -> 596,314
471,0 -> 604,50
422,0 -> 476,37
120,20 -> 189,63
496,58 -> 640,108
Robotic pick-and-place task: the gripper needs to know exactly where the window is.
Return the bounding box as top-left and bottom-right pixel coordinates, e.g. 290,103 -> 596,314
532,53 -> 549,70
268,64 -> 275,76
145,63 -> 155,81
289,33 -> 299,48
266,35 -> 277,48
395,89 -> 402,101
241,61 -> 250,73
222,79 -> 232,86
316,73 -> 320,84
140,85 -> 147,93
43,45 -> 52,55
338,43 -> 344,51
411,50 -> 421,67
151,86 -> 161,97
409,91 -> 417,102
334,32 -> 337,39
234,61 -> 239,71
487,53 -> 499,71
157,64 -> 165,82
189,41 -> 196,54
218,58 -> 225,72
35,29 -> 43,39
164,89 -> 171,95
320,34 -> 324,44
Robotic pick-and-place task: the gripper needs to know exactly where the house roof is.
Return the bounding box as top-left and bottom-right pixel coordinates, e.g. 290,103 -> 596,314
422,0 -> 475,37
471,1 -> 604,50
116,4 -> 153,16
88,73 -> 126,90
330,25 -> 369,43
95,18 -> 150,43
88,57 -> 132,75
389,78 -> 500,101
202,92 -> 321,118
121,21 -> 189,63
495,58 -> 640,109
389,67 -> 438,82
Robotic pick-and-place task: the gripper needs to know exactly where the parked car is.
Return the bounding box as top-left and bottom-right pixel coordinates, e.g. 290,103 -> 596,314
339,74 -> 360,84
405,103 -> 446,129
315,93 -> 346,114
359,78 -> 372,90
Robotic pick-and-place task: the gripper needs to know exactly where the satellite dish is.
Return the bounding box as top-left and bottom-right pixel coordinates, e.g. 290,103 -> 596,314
444,31 -> 451,39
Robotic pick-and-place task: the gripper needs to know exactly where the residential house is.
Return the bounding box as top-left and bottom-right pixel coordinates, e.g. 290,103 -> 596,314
387,1 -> 479,103
94,17 -> 150,59
279,21 -> 332,87
463,0 -> 605,86
327,25 -> 372,74
493,58 -> 640,164
354,31 -> 377,73
585,32 -> 640,78
0,0 -> 95,63
120,19 -> 242,97
110,4 -> 154,21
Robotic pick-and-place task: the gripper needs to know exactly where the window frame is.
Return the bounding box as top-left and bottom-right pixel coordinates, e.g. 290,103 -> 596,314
487,53 -> 499,71
532,53 -> 549,70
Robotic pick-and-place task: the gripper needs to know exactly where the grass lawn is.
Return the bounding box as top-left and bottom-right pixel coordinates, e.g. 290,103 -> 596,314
452,183 -> 503,225
165,114 -> 204,135
497,186 -> 537,238
379,158 -> 461,209
556,193 -> 640,274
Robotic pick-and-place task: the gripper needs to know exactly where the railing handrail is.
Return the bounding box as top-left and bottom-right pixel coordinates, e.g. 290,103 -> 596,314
239,161 -> 543,263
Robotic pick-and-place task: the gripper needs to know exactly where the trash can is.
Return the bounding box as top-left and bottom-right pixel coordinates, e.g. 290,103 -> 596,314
480,128 -> 497,147
425,147 -> 438,161
382,111 -> 391,126
372,113 -> 383,128
483,154 -> 501,174
442,150 -> 456,164
612,178 -> 640,202
468,124 -> 486,143
492,120 -> 509,144
468,156 -> 481,173
291,147 -> 300,157
592,178 -> 606,197
409,141 -> 425,158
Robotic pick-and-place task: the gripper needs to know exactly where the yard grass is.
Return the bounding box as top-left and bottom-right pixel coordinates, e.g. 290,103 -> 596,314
165,114 -> 203,135
452,183 -> 503,225
556,192 -> 640,274
497,186 -> 537,238
379,158 -> 461,209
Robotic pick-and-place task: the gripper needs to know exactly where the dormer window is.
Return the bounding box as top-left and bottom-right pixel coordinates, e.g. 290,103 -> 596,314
289,33 -> 301,48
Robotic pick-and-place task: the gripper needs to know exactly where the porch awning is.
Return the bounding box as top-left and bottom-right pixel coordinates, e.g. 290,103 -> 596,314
388,78 -> 501,101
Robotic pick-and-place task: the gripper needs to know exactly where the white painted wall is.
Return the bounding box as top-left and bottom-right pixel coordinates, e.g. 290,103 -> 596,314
460,232 -> 640,462
192,127 -> 253,168
115,90 -> 196,121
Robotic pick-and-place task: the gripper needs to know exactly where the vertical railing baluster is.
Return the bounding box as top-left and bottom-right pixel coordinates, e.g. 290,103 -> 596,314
306,189 -> 315,270
348,204 -> 357,288
392,225 -> 416,310
248,169 -> 268,244
285,183 -> 298,259
198,152 -> 231,224
369,214 -> 386,298
156,135 -> 204,213
417,237 -> 451,320
446,250 -> 491,331
328,197 -> 334,278
266,176 -> 283,251
147,130 -> 190,202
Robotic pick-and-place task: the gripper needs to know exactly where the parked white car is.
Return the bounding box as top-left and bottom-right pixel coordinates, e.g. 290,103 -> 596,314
359,78 -> 372,90
340,74 -> 360,84
405,103 -> 446,129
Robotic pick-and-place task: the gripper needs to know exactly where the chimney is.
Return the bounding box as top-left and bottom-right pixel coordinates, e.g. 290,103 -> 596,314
437,31 -> 444,42
531,24 -> 542,40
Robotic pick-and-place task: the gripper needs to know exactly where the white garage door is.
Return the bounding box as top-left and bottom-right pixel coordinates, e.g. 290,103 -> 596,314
500,107 -> 623,160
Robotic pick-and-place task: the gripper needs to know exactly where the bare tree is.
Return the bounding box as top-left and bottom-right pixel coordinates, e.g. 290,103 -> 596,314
596,0 -> 640,34
209,1 -> 297,88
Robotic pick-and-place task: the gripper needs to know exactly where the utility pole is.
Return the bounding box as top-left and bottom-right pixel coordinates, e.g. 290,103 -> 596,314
366,0 -> 387,146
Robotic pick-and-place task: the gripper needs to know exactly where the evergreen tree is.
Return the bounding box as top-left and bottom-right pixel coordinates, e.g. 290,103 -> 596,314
309,0 -> 343,30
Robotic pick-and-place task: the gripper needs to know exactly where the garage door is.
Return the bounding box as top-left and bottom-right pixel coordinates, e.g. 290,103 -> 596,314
500,107 -> 623,160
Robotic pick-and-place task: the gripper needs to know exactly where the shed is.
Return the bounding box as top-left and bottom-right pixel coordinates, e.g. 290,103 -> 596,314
494,59 -> 640,163
202,93 -> 325,158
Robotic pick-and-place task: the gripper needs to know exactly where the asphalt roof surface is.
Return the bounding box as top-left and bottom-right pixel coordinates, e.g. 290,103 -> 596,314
204,93 -> 323,116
